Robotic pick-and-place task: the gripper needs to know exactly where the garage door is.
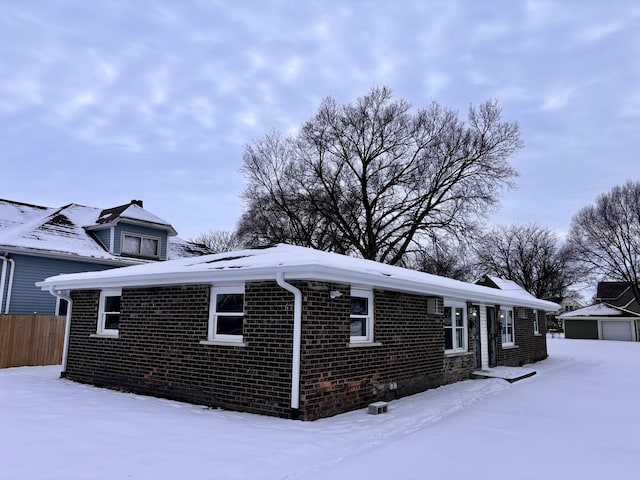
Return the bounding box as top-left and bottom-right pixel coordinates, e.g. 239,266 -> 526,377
602,321 -> 633,341
564,319 -> 598,339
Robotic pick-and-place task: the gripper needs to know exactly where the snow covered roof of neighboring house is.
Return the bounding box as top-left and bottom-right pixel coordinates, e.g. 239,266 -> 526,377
0,198 -> 205,264
168,236 -> 214,258
558,303 -> 639,318
37,244 -> 560,311
92,202 -> 177,235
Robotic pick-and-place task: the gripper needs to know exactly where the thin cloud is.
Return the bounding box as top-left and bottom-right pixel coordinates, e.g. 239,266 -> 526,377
0,0 -> 638,239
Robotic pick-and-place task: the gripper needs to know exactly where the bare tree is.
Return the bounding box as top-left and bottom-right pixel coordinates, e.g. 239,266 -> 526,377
568,180 -> 640,305
238,86 -> 522,264
403,235 -> 477,281
189,229 -> 243,253
473,224 -> 581,298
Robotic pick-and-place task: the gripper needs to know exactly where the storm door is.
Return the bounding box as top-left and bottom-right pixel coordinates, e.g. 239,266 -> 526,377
469,304 -> 481,369
486,306 -> 498,368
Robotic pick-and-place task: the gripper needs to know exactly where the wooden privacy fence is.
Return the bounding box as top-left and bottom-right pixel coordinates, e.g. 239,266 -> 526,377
0,315 -> 65,368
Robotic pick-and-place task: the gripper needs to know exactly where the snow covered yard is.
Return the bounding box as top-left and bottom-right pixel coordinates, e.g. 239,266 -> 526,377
1,337 -> 638,480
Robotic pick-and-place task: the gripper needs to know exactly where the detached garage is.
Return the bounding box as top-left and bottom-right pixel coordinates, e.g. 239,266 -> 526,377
560,303 -> 639,342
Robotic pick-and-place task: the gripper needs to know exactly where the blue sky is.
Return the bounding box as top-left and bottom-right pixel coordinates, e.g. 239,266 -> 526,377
1,0 -> 639,240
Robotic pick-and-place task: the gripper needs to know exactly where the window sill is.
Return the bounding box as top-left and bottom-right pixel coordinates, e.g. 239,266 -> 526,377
348,341 -> 382,348
199,340 -> 247,347
90,333 -> 119,339
120,253 -> 160,261
445,351 -> 472,357
534,333 -> 542,336
502,344 -> 519,349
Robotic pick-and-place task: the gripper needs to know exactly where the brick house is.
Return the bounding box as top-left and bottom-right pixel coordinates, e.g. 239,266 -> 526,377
37,244 -> 558,420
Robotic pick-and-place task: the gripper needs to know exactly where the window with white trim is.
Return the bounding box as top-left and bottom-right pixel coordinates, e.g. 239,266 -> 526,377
350,288 -> 374,343
500,307 -> 515,346
533,310 -> 540,335
121,233 -> 160,259
98,288 -> 121,335
444,302 -> 467,352
209,285 -> 245,342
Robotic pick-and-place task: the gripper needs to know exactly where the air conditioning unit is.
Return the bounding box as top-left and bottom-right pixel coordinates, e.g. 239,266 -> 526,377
427,297 -> 444,315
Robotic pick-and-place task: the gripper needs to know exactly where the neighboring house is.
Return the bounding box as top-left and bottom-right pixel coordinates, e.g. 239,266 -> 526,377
37,244 -> 558,421
543,294 -> 584,330
560,282 -> 640,341
0,199 -> 211,315
545,295 -> 583,314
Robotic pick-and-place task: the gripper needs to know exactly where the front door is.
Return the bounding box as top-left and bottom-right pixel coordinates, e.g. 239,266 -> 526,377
486,306 -> 498,368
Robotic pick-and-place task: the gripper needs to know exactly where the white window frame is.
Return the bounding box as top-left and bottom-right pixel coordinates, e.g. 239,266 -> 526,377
97,288 -> 121,336
443,301 -> 468,353
533,310 -> 540,335
121,232 -> 160,259
209,285 -> 245,343
350,288 -> 374,343
500,307 -> 515,346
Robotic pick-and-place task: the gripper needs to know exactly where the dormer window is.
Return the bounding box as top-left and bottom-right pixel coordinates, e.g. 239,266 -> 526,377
122,233 -> 160,259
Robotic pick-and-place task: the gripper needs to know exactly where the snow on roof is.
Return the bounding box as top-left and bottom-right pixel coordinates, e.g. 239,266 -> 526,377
559,303 -> 636,318
93,203 -> 176,234
0,199 -> 51,233
477,274 -> 543,306
0,201 -> 118,261
38,244 -> 560,311
485,275 -> 527,292
118,204 -> 173,227
168,236 -> 214,258
0,199 -> 201,263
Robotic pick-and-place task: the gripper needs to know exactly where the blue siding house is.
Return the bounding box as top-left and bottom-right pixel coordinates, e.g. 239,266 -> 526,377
0,199 -> 211,315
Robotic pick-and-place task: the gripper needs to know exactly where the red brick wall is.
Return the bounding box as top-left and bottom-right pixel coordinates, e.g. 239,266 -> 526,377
67,283 -> 295,418
298,286 -> 456,420
66,281 -> 478,420
498,308 -> 548,367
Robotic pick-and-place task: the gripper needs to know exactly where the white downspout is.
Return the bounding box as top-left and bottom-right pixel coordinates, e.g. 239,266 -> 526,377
109,227 -> 115,253
276,271 -> 302,412
49,286 -> 73,375
2,256 -> 15,314
0,256 -> 7,312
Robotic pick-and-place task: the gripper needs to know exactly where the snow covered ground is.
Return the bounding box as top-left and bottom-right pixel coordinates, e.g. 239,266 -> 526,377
1,337 -> 638,480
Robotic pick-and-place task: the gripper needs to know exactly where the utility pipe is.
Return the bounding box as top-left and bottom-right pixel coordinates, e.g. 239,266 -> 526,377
0,256 -> 7,312
0,255 -> 15,314
49,286 -> 73,375
276,271 -> 302,412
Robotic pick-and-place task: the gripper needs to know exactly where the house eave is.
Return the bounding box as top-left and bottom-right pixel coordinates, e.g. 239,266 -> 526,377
36,263 -> 560,311
85,218 -> 178,236
1,245 -> 146,266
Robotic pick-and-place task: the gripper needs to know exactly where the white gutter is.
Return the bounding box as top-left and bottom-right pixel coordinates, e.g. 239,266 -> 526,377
48,286 -> 73,375
276,271 -> 302,412
37,263 -> 560,312
2,245 -> 141,266
0,255 -> 15,314
109,227 -> 115,253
